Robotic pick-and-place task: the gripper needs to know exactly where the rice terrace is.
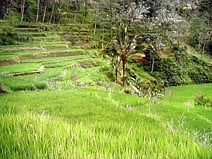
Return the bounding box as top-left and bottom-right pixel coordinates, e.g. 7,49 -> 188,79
0,0 -> 211,158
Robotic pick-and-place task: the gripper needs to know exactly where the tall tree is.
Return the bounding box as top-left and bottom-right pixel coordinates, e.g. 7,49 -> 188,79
56,0 -> 62,25
83,0 -> 88,17
49,0 -> 55,23
0,0 -> 10,19
20,0 -> 26,23
104,22 -> 138,87
64,0 -> 70,24
74,0 -> 79,23
42,0 -> 48,22
101,44 -> 121,83
93,1 -> 99,34
198,0 -> 212,24
36,0 -> 40,23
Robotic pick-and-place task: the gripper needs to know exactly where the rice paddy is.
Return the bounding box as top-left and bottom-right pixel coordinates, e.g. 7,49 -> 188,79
0,22 -> 211,159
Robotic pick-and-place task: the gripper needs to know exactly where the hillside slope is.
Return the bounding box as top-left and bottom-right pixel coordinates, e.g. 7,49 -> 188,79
0,84 -> 211,158
0,20 -> 211,93
0,32 -> 211,159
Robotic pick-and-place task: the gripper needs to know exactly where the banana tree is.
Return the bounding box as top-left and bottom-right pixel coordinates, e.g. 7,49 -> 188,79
101,42 -> 121,84
103,22 -> 141,87
113,23 -> 138,87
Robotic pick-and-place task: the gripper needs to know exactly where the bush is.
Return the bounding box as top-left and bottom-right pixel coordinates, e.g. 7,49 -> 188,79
188,66 -> 212,83
194,95 -> 212,107
148,46 -> 212,86
99,66 -> 114,81
0,32 -> 16,45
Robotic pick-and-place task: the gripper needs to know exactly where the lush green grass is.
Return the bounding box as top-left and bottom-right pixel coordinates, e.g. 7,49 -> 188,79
0,53 -> 18,59
1,112 -> 209,159
0,85 -> 211,158
0,55 -> 106,91
137,84 -> 212,146
0,42 -> 66,52
22,55 -> 88,63
0,68 -> 63,91
64,65 -> 108,85
13,28 -> 42,32
166,84 -> 212,102
0,49 -> 96,61
0,45 -> 105,91
0,63 -> 41,75
0,20 -> 211,158
43,57 -> 94,68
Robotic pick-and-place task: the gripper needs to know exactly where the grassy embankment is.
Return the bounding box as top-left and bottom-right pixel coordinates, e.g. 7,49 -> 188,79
0,84 -> 211,158
0,20 -> 211,158
0,22 -> 105,91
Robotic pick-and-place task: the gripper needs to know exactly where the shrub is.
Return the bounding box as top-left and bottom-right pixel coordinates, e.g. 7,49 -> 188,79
0,32 -> 16,45
99,66 -> 114,81
148,46 -> 212,86
194,95 -> 212,107
188,66 -> 212,83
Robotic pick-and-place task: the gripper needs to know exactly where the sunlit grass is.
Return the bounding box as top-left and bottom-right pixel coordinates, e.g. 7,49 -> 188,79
0,53 -> 18,59
0,68 -> 63,90
137,84 -> 212,147
0,88 -> 211,158
23,54 -> 88,64
44,58 -> 94,68
0,20 -> 211,158
0,63 -> 41,75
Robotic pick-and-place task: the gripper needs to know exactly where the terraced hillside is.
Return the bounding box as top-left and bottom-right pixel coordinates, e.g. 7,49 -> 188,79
0,22 -> 211,158
0,22 -> 113,92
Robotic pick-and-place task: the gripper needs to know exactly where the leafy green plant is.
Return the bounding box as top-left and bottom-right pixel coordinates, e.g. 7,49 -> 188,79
149,46 -> 212,86
0,32 -> 16,45
194,95 -> 212,107
0,85 -> 211,158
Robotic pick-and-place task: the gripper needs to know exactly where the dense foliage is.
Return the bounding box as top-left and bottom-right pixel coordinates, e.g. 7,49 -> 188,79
0,0 -> 211,88
0,1 -> 211,158
195,94 -> 212,107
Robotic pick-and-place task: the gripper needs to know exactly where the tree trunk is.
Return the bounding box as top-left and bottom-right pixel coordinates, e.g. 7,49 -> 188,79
42,0 -> 47,23
93,2 -> 99,34
0,0 -> 10,19
74,0 -> 78,23
151,59 -> 155,73
122,59 -> 126,87
101,28 -> 104,50
115,68 -> 118,83
49,1 -> 55,23
202,42 -> 206,54
65,0 -> 70,24
94,21 -> 97,34
57,0 -> 62,26
84,0 -> 88,17
36,0 -> 40,23
20,0 -> 26,23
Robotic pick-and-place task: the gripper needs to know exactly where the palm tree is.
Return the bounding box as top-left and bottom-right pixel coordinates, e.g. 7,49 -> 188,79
101,42 -> 121,83
113,23 -> 137,87
103,22 -> 142,87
